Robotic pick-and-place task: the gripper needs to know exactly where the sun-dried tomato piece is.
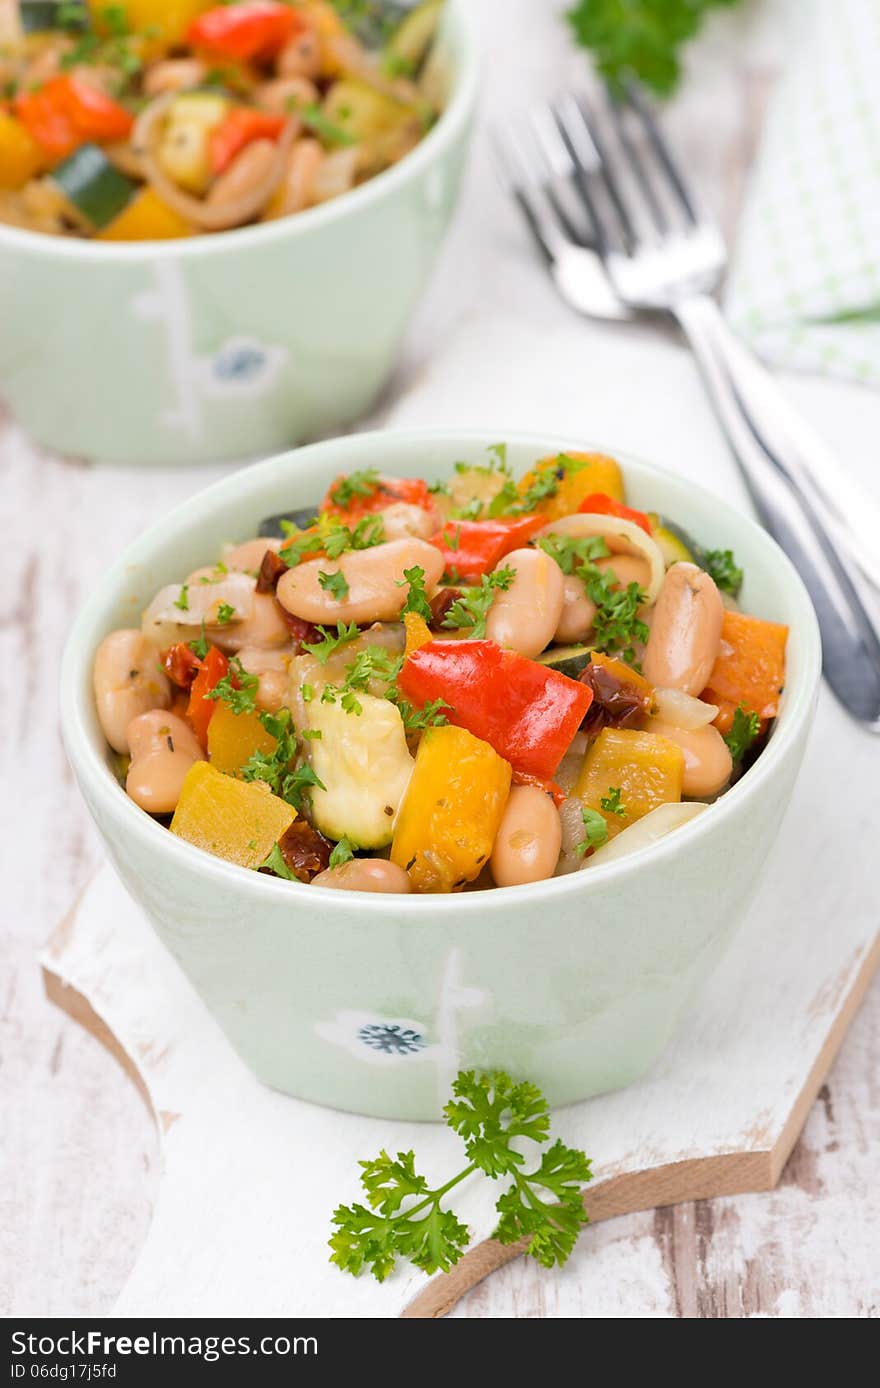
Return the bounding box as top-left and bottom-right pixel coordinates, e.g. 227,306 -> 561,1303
162,642 -> 201,689
428,587 -> 461,630
276,603 -> 319,651
276,820 -> 333,882
579,660 -> 652,739
256,548 -> 289,594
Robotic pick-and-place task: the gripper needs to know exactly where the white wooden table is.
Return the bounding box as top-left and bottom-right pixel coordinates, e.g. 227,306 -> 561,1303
3,0 -> 879,1318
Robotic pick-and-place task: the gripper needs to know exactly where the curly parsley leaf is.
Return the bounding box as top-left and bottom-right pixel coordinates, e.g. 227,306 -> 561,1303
301,622 -> 361,664
599,786 -> 626,818
724,703 -> 760,761
567,0 -> 743,98
704,547 -> 743,596
537,535 -> 648,662
330,1070 -> 593,1283
576,806 -> 609,856
240,708 -> 325,810
205,657 -> 259,715
441,567 -> 516,640
328,836 -> 355,869
328,468 -> 381,508
173,583 -> 189,612
318,569 -> 350,601
397,564 -> 434,621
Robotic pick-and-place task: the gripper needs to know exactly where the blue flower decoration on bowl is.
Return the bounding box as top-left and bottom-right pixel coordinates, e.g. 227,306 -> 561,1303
357,1023 -> 427,1056
213,342 -> 268,382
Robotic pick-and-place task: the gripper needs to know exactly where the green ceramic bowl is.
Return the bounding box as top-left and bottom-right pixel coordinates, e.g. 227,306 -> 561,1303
0,4 -> 477,466
60,429 -> 821,1119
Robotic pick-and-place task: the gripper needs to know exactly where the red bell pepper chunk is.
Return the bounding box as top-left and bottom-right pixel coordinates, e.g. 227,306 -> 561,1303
187,2 -> 302,61
398,640 -> 593,781
208,108 -> 287,174
577,492 -> 652,534
320,473 -> 434,524
186,645 -> 229,748
428,516 -> 546,579
15,75 -> 133,160
162,642 -> 202,689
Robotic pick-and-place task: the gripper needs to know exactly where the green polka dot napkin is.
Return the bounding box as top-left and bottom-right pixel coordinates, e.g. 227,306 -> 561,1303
725,0 -> 880,386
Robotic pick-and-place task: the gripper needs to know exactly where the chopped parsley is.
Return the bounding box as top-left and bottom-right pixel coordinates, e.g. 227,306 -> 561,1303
321,646 -> 403,716
704,548 -> 743,597
173,584 -> 190,612
441,567 -> 516,640
576,807 -> 609,856
318,570 -> 350,602
393,696 -> 450,733
397,565 -> 433,621
240,708 -> 325,811
537,534 -> 648,664
328,469 -> 381,508
216,602 -> 236,625
328,837 -> 356,869
298,102 -> 357,148
188,623 -> 209,660
724,704 -> 761,762
261,842 -> 297,880
206,658 -> 258,715
279,514 -> 385,568
301,622 -> 361,664
599,787 -> 626,817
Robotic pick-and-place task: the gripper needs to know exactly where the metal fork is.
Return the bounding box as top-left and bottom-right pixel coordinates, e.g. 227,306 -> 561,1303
496,87 -> 880,731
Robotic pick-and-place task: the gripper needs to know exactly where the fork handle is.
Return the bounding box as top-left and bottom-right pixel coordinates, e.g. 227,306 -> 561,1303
674,293 -> 880,730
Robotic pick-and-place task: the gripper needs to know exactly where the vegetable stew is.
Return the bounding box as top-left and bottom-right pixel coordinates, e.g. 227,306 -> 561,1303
92,446 -> 789,892
0,1 -> 445,238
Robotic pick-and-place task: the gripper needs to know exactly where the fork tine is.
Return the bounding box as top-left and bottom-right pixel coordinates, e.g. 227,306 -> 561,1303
555,93 -> 637,253
604,90 -> 669,233
622,80 -> 698,224
527,107 -> 595,248
490,130 -> 570,265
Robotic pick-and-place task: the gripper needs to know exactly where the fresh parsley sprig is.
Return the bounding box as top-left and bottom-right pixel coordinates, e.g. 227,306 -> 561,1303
206,657 -> 259,715
279,514 -> 385,568
704,547 -> 743,597
328,468 -> 381,508
567,0 -> 743,97
600,786 -> 626,817
240,708 -> 325,810
724,703 -> 760,762
537,534 -> 648,663
441,567 -> 516,640
397,564 -> 434,622
328,836 -> 356,869
576,807 -> 609,856
301,622 -> 361,664
330,1070 -> 592,1282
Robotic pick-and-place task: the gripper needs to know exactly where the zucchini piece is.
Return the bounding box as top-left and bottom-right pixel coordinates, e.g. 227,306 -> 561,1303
21,1 -> 88,33
535,645 -> 593,680
649,513 -> 697,567
387,0 -> 443,71
341,1 -> 411,50
258,505 -> 320,538
52,144 -> 136,229
306,693 -> 415,849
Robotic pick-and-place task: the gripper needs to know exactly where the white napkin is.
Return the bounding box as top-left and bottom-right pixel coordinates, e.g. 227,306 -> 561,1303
725,0 -> 880,385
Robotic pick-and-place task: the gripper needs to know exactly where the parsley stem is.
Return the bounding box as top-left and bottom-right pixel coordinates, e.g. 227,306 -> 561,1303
390,1163 -> 478,1224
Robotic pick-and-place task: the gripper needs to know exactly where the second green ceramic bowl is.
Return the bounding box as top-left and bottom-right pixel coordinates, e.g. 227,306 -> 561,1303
0,2 -> 477,465
60,429 -> 821,1119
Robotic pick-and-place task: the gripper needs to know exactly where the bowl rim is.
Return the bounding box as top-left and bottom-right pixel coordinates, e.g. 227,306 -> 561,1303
0,0 -> 478,263
61,426 -> 822,916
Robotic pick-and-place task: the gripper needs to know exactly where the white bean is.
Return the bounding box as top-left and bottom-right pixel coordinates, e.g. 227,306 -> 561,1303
485,548 -> 565,658
490,787 -> 562,888
276,538 -> 443,626
643,562 -> 724,696
125,711 -> 203,815
648,718 -> 732,798
93,629 -> 171,754
312,859 -> 412,893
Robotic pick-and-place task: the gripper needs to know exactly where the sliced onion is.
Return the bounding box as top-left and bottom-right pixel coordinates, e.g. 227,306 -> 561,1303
653,687 -> 719,729
141,573 -> 256,646
584,802 -> 709,869
133,94 -> 297,232
537,513 -> 666,604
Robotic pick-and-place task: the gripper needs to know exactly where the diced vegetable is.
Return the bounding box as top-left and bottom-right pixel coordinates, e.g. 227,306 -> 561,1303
52,144 -> 136,228
391,725 -> 511,892
98,186 -> 194,240
403,611 -> 433,658
187,644 -> 228,748
648,514 -> 697,567
387,0 -> 443,71
701,610 -> 788,720
15,75 -> 134,162
322,78 -> 413,143
534,644 -> 594,679
574,727 -> 684,839
517,451 -> 624,521
586,802 -> 708,867
155,92 -> 230,195
428,515 -> 545,580
578,493 -> 651,534
187,2 -> 302,61
320,472 -> 432,521
209,108 -> 286,175
306,693 -> 414,848
96,1 -> 213,47
0,113 -> 44,190
207,702 -> 277,776
579,652 -> 654,739
398,639 -> 593,781
170,761 -> 296,868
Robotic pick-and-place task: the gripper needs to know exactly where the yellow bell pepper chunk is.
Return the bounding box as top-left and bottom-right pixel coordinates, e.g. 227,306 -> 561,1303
170,761 -> 295,869
574,727 -> 684,841
391,725 -> 512,893
403,612 -> 433,658
302,1 -> 348,75
89,1 -> 213,48
518,451 -> 624,522
98,187 -> 194,241
207,702 -> 278,777
0,112 -> 43,190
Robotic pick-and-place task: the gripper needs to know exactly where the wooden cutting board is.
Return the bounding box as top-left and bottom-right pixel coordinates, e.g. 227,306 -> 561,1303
42,682 -> 879,1318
